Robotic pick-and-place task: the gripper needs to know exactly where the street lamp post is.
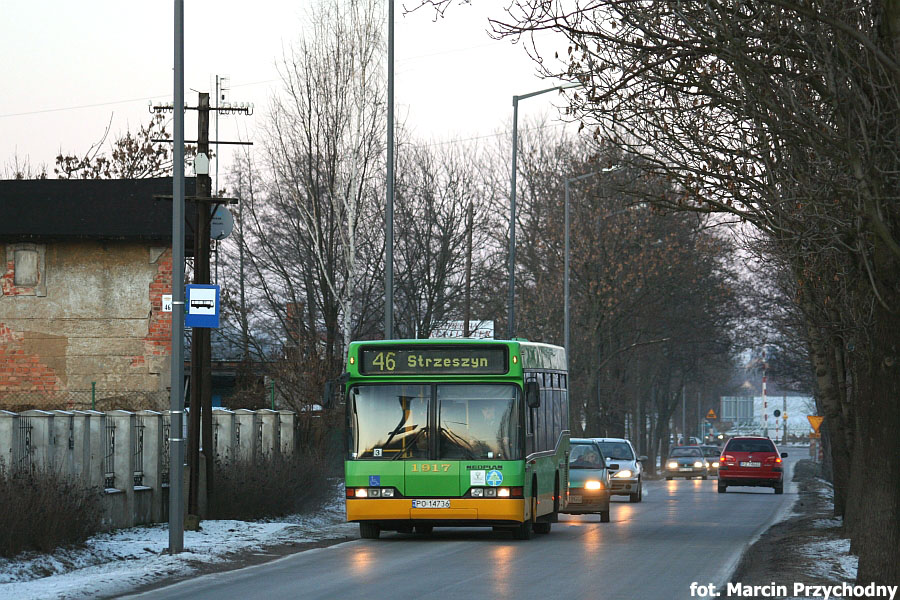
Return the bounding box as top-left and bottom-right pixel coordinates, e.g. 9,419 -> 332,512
385,0 -> 395,340
508,82 -> 580,339
169,0 -> 185,555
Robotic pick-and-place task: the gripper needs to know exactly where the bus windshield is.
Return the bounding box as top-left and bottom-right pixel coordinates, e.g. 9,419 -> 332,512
438,384 -> 520,460
349,384 -> 521,461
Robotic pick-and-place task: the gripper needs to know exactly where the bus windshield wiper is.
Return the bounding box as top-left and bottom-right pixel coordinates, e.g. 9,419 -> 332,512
392,427 -> 427,460
439,427 -> 477,459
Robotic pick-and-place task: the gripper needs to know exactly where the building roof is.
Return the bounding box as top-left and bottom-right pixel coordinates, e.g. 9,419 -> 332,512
0,177 -> 198,244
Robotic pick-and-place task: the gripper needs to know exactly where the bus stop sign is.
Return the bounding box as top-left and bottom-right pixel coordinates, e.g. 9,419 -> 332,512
185,284 -> 220,328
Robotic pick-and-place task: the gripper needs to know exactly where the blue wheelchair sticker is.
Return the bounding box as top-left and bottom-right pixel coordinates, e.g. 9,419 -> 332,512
369,475 -> 381,486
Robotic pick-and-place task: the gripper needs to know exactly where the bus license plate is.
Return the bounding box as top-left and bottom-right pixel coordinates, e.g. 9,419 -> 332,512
740,461 -> 761,468
412,499 -> 450,509
569,495 -> 582,504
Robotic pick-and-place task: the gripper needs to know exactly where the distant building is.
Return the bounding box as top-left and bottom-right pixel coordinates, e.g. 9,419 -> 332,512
430,320 -> 494,339
717,348 -> 817,440
0,178 -> 195,408
719,395 -> 816,439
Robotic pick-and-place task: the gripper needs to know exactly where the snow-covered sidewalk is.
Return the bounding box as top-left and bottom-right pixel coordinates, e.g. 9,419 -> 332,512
0,496 -> 357,600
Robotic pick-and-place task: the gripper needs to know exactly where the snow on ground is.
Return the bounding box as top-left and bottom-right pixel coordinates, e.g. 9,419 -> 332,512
812,517 -> 843,529
799,536 -> 859,581
0,492 -> 357,600
816,478 -> 835,499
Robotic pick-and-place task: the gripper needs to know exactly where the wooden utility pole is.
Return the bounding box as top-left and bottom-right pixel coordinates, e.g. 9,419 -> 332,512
152,91 -> 250,529
188,92 -> 213,523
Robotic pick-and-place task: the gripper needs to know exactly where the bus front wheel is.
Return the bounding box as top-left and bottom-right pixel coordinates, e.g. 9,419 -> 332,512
513,495 -> 537,540
359,522 -> 380,539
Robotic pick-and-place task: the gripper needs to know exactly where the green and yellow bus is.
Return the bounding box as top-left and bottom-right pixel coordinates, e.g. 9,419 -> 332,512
332,338 -> 570,539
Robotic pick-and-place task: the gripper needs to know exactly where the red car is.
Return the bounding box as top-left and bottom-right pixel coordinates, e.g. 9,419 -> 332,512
718,436 -> 787,494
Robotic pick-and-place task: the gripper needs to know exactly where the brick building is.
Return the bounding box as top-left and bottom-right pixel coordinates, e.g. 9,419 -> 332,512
0,178 -> 196,409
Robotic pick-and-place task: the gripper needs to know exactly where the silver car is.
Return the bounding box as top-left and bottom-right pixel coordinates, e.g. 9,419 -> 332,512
664,446 -> 709,480
592,437 -> 645,503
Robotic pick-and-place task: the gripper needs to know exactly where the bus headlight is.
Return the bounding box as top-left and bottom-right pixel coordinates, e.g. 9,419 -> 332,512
354,488 -> 368,498
584,480 -> 603,490
498,488 -> 510,497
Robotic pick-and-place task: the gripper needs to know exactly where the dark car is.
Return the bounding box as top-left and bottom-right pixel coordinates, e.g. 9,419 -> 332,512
562,438 -> 612,522
664,446 -> 708,480
700,445 -> 722,476
718,436 -> 787,494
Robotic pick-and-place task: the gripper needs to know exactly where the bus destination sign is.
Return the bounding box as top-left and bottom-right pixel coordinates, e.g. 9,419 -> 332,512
359,346 -> 508,375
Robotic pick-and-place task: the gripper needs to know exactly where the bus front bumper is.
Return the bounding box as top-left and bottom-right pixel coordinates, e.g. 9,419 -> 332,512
347,498 -> 525,523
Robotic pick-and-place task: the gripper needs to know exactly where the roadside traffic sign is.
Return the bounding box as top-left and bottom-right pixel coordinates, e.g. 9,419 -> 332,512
706,409 -> 717,420
807,415 -> 824,433
185,284 -> 220,328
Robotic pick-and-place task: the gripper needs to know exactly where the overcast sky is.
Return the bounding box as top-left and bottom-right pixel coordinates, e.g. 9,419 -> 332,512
0,0 -> 571,181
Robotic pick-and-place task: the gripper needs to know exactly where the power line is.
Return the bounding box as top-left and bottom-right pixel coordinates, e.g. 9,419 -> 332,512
409,120 -> 573,148
0,95 -> 169,119
0,79 -> 278,120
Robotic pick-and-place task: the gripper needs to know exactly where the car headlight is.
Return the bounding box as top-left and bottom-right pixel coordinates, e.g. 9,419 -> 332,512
667,461 -> 678,469
584,480 -> 603,490
613,469 -> 633,478
712,462 -> 720,468
694,461 -> 703,468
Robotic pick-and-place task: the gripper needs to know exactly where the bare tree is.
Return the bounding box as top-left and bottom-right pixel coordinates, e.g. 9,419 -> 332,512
392,141 -> 490,337
55,113 -> 193,179
263,0 -> 386,368
482,0 -> 900,582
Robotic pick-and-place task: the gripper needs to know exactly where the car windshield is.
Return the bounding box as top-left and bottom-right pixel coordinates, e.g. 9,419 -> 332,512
349,383 -> 521,461
596,441 -> 634,461
669,447 -> 702,458
701,447 -> 720,457
726,439 -> 777,453
569,443 -> 604,468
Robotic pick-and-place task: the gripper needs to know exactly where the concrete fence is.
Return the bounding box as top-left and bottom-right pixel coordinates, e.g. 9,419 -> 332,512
0,408 -> 298,531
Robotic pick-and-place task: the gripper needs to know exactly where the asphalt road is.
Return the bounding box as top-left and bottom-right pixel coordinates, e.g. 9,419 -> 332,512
127,452 -> 802,600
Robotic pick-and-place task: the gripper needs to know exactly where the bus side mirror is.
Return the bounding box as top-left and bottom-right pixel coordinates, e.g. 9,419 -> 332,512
525,381 -> 541,408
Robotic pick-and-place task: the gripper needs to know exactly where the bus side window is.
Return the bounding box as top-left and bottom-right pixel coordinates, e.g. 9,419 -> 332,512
552,388 -> 560,443
525,375 -> 536,455
526,408 -> 535,455
541,376 -> 551,451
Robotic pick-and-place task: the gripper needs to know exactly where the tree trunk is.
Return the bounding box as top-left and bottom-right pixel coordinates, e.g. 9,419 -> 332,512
851,301 -> 900,584
802,303 -> 853,519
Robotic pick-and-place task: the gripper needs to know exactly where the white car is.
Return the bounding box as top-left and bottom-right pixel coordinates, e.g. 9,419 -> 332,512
592,437 -> 645,503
